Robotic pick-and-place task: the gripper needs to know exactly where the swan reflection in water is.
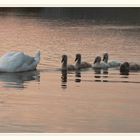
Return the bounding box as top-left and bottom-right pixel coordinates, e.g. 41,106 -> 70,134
0,70 -> 40,89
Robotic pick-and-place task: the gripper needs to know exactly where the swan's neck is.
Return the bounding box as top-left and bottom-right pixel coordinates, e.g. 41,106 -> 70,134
35,51 -> 40,62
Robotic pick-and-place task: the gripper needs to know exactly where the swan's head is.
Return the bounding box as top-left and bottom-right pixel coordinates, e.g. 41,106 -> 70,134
120,62 -> 130,75
94,56 -> 101,64
75,54 -> 81,63
35,50 -> 40,57
103,52 -> 109,63
61,55 -> 67,63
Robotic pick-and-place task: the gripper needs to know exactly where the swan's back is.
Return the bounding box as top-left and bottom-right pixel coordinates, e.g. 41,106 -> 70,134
0,51 -> 40,72
0,52 -> 25,72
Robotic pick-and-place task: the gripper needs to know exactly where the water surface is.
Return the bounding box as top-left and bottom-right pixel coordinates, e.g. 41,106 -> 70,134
0,12 -> 140,132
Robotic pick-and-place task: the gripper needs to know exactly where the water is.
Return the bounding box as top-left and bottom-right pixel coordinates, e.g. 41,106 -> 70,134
0,11 -> 140,133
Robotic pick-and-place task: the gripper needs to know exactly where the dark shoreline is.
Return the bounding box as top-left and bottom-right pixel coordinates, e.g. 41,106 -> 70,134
0,7 -> 140,24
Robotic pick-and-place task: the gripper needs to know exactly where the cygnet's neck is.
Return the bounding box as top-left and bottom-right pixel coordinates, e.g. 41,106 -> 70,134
62,59 -> 67,70
104,58 -> 108,63
76,59 -> 81,66
75,56 -> 81,68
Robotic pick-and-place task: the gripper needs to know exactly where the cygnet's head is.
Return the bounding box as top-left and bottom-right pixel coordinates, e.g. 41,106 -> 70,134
120,62 -> 130,75
103,52 -> 109,63
94,56 -> 101,64
61,55 -> 68,65
75,54 -> 81,63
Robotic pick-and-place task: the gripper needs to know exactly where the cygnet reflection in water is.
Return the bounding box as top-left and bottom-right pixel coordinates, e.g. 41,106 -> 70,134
61,70 -> 67,89
75,70 -> 81,83
94,68 -> 109,82
61,69 -> 82,89
0,70 -> 40,89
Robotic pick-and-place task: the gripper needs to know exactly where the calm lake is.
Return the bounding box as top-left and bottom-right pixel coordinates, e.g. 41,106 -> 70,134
0,9 -> 140,132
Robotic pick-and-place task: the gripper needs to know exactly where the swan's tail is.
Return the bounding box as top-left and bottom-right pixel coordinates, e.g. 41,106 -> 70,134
34,50 -> 41,63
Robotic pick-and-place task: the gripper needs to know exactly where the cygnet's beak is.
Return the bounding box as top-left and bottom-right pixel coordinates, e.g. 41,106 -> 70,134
94,57 -> 98,64
103,55 -> 106,61
61,57 -> 64,63
75,56 -> 78,62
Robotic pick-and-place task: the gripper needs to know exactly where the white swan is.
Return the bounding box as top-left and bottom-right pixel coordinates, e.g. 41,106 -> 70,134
61,55 -> 75,71
103,53 -> 121,68
75,54 -> 91,69
92,56 -> 109,69
0,51 -> 40,72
